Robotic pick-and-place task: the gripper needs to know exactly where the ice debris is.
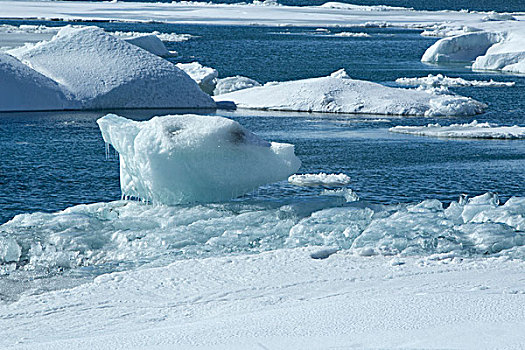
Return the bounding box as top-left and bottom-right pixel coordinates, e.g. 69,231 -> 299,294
176,62 -> 219,95
97,114 -> 301,205
288,173 -> 351,187
214,69 -> 486,116
389,121 -> 525,139
396,74 -> 515,88
214,76 -> 261,95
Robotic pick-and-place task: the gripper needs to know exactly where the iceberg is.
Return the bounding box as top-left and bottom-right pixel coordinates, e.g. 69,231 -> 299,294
214,76 -> 261,95
389,121 -> 525,139
7,26 -> 215,110
214,69 -> 486,116
176,62 -> 219,95
288,173 -> 351,187
396,74 -> 515,88
421,32 -> 501,63
0,52 -> 76,111
97,114 -> 301,205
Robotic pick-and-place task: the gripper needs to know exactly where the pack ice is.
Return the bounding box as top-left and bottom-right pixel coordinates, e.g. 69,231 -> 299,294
214,69 -> 486,116
97,114 -> 301,205
5,26 -> 215,110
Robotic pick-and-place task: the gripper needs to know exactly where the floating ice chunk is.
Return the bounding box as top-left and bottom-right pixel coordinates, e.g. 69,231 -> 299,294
176,62 -> 219,95
122,34 -> 170,57
396,74 -> 515,88
214,76 -> 261,95
289,173 -> 351,187
8,26 -> 214,109
111,30 -> 195,42
0,52 -> 76,111
482,12 -> 516,22
389,121 -> 525,139
321,188 -> 359,203
333,32 -> 371,37
422,32 -> 501,63
214,69 -> 486,116
97,114 -> 301,205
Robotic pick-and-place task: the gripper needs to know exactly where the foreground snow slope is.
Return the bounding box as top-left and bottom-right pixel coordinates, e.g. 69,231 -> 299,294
7,26 -> 214,110
215,69 -> 486,116
0,53 -> 75,111
390,121 -> 525,139
97,114 -> 300,204
1,248 -> 524,349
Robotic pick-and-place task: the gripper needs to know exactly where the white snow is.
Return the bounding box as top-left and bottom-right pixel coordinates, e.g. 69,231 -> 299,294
215,69 -> 486,116
390,120 -> 525,139
121,34 -> 170,57
288,173 -> 351,187
175,61 -> 219,95
213,75 -> 261,95
7,26 -> 215,110
0,52 -> 76,112
97,114 -> 301,205
396,74 -> 515,87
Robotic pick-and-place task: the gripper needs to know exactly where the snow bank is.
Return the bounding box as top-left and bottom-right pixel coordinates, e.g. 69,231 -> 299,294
422,32 -> 501,63
176,62 -> 218,95
396,74 -> 515,88
8,26 -> 215,109
214,76 -> 261,95
0,53 -> 75,112
389,121 -> 525,139
97,114 -> 301,205
288,173 -> 351,187
215,69 -> 486,116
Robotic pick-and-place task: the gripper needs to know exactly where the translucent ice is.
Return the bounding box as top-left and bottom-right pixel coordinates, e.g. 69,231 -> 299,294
97,114 -> 301,205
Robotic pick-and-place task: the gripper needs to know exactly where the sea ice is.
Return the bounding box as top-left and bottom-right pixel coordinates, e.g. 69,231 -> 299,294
0,52 -> 75,111
8,26 -> 215,110
176,62 -> 219,95
97,114 -> 301,205
288,173 -> 351,187
215,69 -> 486,116
214,75 -> 261,95
389,121 -> 525,139
121,34 -> 171,57
422,32 -> 501,63
396,74 -> 515,88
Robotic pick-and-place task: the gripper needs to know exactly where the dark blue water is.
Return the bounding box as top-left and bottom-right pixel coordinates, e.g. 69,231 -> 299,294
1,21 -> 524,225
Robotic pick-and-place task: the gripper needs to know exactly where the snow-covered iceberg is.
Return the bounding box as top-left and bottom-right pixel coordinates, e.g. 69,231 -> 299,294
389,121 -> 525,139
7,26 -> 215,110
215,69 -> 486,116
176,62 -> 218,95
396,74 -> 515,88
97,114 -> 301,205
288,173 -> 351,187
0,53 -> 76,111
422,27 -> 525,74
213,76 -> 261,95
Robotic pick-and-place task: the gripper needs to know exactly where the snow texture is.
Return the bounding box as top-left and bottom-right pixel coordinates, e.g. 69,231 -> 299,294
215,69 -> 486,116
288,173 -> 351,187
176,61 -> 219,95
7,26 -> 215,110
97,114 -> 301,205
396,74 -> 515,88
390,120 -> 525,139
0,53 -> 75,112
214,75 -> 261,95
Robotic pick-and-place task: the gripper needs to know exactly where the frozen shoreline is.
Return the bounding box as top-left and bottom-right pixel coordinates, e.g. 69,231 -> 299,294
1,247 -> 524,349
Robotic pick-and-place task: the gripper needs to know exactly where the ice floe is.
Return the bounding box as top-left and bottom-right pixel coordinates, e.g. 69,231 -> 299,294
97,114 -> 301,205
213,76 -> 261,95
288,173 -> 351,187
175,62 -> 219,95
0,52 -> 76,111
6,26 -> 214,110
396,74 -> 515,87
215,69 -> 486,116
389,120 -> 525,139
120,34 -> 171,57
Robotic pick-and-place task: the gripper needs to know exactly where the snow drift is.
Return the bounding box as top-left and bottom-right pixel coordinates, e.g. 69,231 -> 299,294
0,53 -> 75,111
97,114 -> 301,205
7,26 -> 215,110
390,121 -> 525,139
215,69 -> 486,116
